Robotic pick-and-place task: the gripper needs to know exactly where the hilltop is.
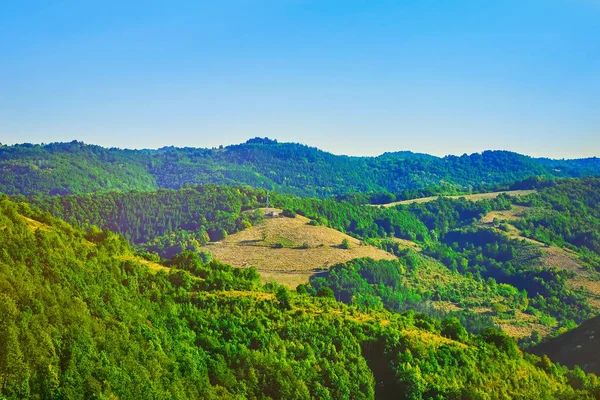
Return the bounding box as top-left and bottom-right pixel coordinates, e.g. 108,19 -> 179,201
204,209 -> 395,287
1,138 -> 599,197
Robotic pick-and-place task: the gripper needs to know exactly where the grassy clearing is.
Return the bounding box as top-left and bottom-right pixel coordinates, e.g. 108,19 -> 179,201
118,255 -> 171,274
480,205 -> 531,223
388,237 -> 423,251
203,212 -> 395,287
19,214 -> 51,231
374,190 -> 536,207
497,310 -> 552,339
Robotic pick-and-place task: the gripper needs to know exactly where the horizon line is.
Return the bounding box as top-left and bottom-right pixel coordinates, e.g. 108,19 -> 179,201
1,138 -> 598,161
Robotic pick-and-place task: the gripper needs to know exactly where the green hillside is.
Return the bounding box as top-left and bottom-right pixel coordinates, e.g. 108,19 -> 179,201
1,195 -> 600,399
16,177 -> 600,341
2,138 -> 599,197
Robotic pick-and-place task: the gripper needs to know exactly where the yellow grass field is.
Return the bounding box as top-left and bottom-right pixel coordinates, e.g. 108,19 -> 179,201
203,212 -> 396,287
374,190 -> 536,207
19,214 -> 50,231
118,255 -> 171,273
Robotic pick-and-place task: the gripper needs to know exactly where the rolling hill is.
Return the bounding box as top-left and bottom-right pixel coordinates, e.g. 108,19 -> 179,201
203,209 -> 396,287
16,178 -> 600,341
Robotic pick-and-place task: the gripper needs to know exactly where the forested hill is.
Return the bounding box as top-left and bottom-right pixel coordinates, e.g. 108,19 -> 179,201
1,138 -> 599,197
2,194 -> 600,399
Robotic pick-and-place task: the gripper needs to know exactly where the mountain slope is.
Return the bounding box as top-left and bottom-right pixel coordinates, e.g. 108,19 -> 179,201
1,195 -> 599,399
2,139 -> 599,197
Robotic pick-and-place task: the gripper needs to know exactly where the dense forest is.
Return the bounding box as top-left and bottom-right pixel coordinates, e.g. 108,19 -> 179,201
1,195 -> 600,399
2,138 -> 600,197
17,185 -> 433,256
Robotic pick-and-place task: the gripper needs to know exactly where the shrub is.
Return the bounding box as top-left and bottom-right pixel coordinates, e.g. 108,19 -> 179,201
282,209 -> 297,218
317,287 -> 335,299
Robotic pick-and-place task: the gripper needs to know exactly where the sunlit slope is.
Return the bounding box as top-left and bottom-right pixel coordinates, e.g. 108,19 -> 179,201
204,210 -> 395,287
375,190 -> 536,207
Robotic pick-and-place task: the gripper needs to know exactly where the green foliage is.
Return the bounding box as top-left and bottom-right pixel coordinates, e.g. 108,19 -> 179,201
0,195 -> 598,399
512,178 -> 600,267
423,226 -> 592,325
296,284 -> 308,295
2,140 -> 599,197
276,286 -> 292,310
20,185 -> 264,257
441,318 -> 469,342
316,287 -> 335,299
341,238 -> 351,249
272,192 -> 432,241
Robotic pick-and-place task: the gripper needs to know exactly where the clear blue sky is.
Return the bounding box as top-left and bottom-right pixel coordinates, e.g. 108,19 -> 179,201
1,0 -> 598,158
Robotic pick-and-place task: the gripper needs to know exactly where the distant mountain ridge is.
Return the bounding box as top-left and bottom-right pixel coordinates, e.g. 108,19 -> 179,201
1,138 -> 599,197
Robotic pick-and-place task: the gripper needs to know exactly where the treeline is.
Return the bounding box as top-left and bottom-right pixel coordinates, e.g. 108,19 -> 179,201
272,193 -> 432,241
1,195 -> 599,399
2,139 -> 600,197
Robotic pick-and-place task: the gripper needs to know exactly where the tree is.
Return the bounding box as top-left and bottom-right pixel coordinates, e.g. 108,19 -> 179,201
276,287 -> 292,310
296,284 -> 308,294
441,318 -> 468,342
341,238 -> 351,249
317,287 -> 335,299
282,209 -> 297,218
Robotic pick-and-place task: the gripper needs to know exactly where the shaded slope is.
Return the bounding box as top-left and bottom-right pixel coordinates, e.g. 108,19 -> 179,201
532,315 -> 600,374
